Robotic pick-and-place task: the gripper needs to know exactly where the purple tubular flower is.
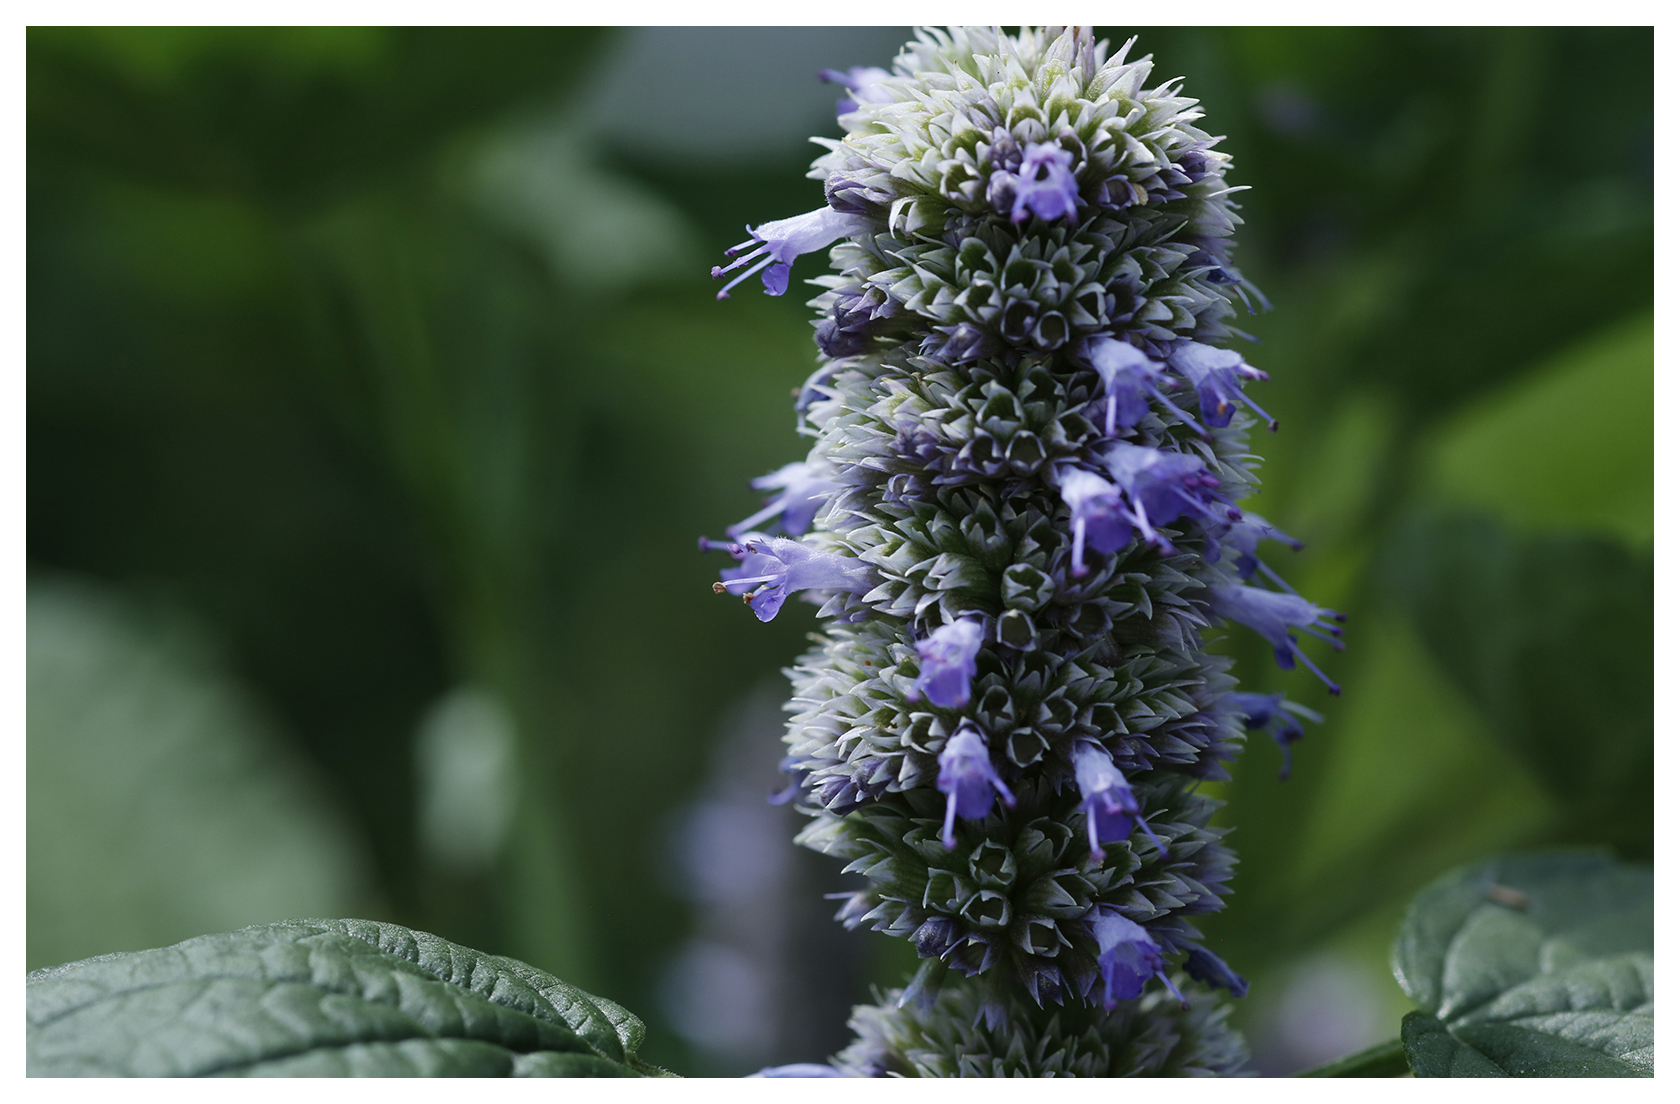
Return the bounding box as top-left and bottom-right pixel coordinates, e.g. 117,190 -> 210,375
1091,909 -> 1185,1009
1057,468 -> 1133,577
713,207 -> 871,300
935,725 -> 1016,850
749,1063 -> 850,1078
1074,744 -> 1166,861
818,65 -> 893,115
815,284 -> 903,358
1219,511 -> 1303,587
1168,341 -> 1276,431
707,534 -> 871,622
909,619 -> 985,709
1209,584 -> 1345,694
727,461 -> 839,538
1100,442 -> 1238,554
1182,944 -> 1249,999
1226,691 -> 1323,780
1086,336 -> 1205,437
990,142 -> 1080,224
922,321 -> 990,364
767,754 -> 805,805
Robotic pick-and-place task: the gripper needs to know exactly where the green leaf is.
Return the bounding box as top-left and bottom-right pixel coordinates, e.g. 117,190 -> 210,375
1391,852 -> 1651,1077
27,919 -> 673,1077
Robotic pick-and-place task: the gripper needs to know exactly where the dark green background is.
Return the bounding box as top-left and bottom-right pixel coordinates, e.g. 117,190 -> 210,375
27,26 -> 1652,1075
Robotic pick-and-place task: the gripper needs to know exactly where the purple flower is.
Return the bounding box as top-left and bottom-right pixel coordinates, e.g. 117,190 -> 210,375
1182,944 -> 1249,999
1086,336 -> 1205,437
1219,511 -> 1302,586
1167,342 -> 1276,431
1209,584 -> 1345,694
1091,909 -> 1185,1009
990,142 -> 1080,224
1100,442 -> 1238,554
1057,468 -> 1133,577
1074,744 -> 1166,861
935,725 -> 1016,850
818,65 -> 893,115
909,619 -> 985,709
727,461 -> 839,538
749,1063 -> 850,1078
767,754 -> 805,806
922,321 -> 990,365
713,207 -> 871,300
1226,691 -> 1323,780
705,534 -> 871,622
814,284 -> 904,358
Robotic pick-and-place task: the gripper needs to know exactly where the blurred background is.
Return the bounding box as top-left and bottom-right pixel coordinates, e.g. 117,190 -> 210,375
27,26 -> 1652,1076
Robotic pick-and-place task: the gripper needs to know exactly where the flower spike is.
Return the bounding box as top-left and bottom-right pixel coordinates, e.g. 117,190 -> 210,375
707,27 -> 1335,1075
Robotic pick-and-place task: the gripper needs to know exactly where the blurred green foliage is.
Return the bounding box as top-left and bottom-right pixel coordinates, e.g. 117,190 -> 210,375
28,577 -> 381,970
28,27 -> 1650,1076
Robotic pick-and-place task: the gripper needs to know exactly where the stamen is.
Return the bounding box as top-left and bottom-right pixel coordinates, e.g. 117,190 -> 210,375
1149,385 -> 1210,437
1282,700 -> 1326,725
727,497 -> 787,538
719,572 -> 780,591
1255,559 -> 1300,595
1288,640 -> 1341,695
1134,812 -> 1168,858
715,254 -> 775,300
1156,970 -> 1189,1009
1300,625 -> 1345,650
1239,390 -> 1278,431
713,243 -> 764,276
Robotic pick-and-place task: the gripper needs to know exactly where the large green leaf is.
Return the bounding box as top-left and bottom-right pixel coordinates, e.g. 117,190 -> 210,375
1391,852 -> 1651,1077
27,919 -> 672,1077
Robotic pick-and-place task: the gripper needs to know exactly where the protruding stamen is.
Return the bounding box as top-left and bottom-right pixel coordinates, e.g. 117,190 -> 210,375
1239,389 -> 1278,432
1288,640 -> 1341,695
715,253 -> 776,300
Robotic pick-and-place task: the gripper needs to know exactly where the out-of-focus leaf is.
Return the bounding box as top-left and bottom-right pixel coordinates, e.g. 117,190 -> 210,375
1426,312 -> 1652,548
27,576 -> 381,972
26,920 -> 671,1077
1384,513 -> 1652,852
1392,851 -> 1651,1077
